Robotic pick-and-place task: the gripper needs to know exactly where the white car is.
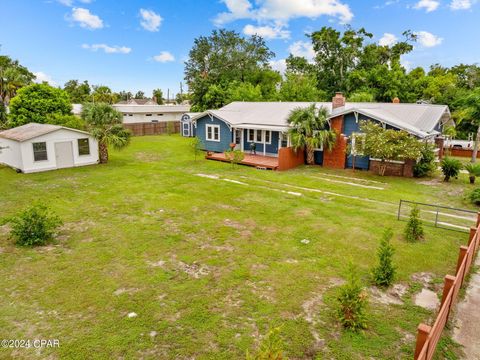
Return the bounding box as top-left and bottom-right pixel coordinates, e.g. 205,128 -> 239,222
444,139 -> 474,149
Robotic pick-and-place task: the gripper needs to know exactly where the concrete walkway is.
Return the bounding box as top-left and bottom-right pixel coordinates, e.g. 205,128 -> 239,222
453,255 -> 480,359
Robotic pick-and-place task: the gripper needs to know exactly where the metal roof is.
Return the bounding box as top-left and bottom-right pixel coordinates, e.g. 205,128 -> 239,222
192,101 -> 451,138
0,123 -> 91,142
113,104 -> 191,114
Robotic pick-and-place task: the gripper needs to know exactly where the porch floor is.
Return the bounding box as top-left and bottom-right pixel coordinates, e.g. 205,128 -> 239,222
206,152 -> 279,170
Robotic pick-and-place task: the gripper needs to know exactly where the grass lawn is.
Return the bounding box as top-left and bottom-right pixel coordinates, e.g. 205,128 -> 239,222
0,135 -> 475,359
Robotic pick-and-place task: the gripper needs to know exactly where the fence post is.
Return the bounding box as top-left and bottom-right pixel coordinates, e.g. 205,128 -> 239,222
414,323 -> 431,360
441,275 -> 456,318
469,226 -> 476,247
456,246 -> 468,276
397,200 -> 402,220
435,207 -> 439,228
476,212 -> 480,227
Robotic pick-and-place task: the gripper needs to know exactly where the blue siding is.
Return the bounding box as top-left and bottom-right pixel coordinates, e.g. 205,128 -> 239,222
243,130 -> 280,154
195,115 -> 232,152
343,113 -> 370,170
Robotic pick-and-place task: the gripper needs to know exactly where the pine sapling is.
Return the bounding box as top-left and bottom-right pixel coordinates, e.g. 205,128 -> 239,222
371,228 -> 396,287
404,205 -> 424,242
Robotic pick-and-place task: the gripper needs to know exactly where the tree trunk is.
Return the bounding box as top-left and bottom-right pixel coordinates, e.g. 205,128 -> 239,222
471,124 -> 480,163
99,142 -> 109,164
470,175 -> 475,184
306,144 -> 315,165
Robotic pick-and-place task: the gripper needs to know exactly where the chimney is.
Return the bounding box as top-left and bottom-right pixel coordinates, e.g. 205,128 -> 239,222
392,97 -> 400,104
332,92 -> 346,109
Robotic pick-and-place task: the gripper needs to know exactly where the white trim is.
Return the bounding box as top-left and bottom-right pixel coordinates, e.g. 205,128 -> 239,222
246,129 -> 271,144
206,124 -> 220,142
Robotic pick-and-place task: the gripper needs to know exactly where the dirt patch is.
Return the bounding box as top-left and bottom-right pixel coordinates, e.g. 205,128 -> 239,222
0,224 -> 11,236
135,152 -> 163,162
414,288 -> 440,310
247,280 -> 275,302
411,272 -> 435,287
177,261 -> 210,278
369,284 -> 407,305
223,218 -> 254,238
199,243 -> 235,252
418,178 -> 443,186
296,208 -> 312,217
147,260 -> 166,268
114,288 -> 139,296
61,220 -> 96,233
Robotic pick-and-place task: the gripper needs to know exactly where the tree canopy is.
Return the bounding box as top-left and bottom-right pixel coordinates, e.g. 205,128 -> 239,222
0,55 -> 34,105
63,80 -> 91,103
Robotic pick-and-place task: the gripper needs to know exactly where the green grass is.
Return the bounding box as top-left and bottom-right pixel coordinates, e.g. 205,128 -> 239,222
0,135 -> 473,359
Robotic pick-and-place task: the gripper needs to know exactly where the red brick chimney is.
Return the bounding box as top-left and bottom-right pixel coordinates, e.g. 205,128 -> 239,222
392,97 -> 400,104
332,92 -> 346,109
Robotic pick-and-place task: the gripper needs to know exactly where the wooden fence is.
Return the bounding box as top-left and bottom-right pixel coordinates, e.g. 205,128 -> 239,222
123,121 -> 180,136
414,213 -> 480,359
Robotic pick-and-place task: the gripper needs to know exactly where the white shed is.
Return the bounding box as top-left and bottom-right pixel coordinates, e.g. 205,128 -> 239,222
0,123 -> 99,173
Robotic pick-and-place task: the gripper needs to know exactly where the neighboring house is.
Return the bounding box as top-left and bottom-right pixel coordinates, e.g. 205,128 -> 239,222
72,104 -> 83,116
180,112 -> 199,137
112,103 -> 190,124
0,123 -> 99,173
192,93 -> 452,171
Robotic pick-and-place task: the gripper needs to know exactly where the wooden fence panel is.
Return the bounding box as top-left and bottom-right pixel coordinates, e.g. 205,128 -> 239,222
123,121 -> 180,136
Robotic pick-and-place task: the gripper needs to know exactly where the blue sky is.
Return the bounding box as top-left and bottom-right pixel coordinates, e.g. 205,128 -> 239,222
1,0 -> 479,98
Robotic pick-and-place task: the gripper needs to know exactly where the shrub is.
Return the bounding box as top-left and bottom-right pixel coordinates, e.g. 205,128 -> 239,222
469,188 -> 480,206
371,229 -> 396,287
9,204 -> 62,246
190,137 -> 203,161
225,149 -> 245,167
440,157 -> 462,182
413,144 -> 436,178
464,163 -> 480,184
246,327 -> 285,360
337,263 -> 368,331
404,206 -> 424,242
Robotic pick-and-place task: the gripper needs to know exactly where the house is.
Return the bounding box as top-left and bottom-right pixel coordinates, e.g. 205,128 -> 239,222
112,103 -> 190,124
0,123 -> 99,173
192,93 -> 452,172
180,112 -> 199,137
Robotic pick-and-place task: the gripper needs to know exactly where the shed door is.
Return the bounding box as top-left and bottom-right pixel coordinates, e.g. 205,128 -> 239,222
54,141 -> 74,169
182,122 -> 190,137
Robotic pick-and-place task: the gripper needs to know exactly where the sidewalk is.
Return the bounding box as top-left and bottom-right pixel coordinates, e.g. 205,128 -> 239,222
453,255 -> 480,359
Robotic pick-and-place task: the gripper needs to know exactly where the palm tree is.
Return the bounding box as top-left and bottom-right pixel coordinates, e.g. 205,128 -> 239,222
81,103 -> 131,164
287,104 -> 337,165
456,88 -> 480,163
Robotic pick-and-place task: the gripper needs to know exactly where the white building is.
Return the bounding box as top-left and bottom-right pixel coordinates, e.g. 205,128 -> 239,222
0,123 -> 99,173
113,103 -> 190,124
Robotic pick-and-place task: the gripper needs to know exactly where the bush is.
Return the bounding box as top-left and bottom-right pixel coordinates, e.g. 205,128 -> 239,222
190,137 -> 203,161
337,263 -> 368,331
404,206 -> 424,242
440,157 -> 462,182
9,204 -> 62,246
469,188 -> 480,206
371,229 -> 396,287
464,163 -> 480,184
413,144 -> 436,178
246,327 -> 285,360
225,149 -> 245,167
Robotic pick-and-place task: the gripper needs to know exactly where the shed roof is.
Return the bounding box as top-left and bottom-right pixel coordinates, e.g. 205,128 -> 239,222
0,123 -> 91,142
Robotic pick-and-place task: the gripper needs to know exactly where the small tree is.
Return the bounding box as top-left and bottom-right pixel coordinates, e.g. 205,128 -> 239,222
464,163 -> 480,184
413,143 -> 436,178
337,263 -> 368,331
371,229 -> 396,287
358,121 -> 423,176
9,204 -> 62,246
469,188 -> 480,206
246,327 -> 285,360
190,137 -> 203,161
225,149 -> 245,168
404,206 -> 424,242
440,157 -> 462,182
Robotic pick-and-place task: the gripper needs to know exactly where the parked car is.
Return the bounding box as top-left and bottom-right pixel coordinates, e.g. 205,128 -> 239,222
444,139 -> 474,149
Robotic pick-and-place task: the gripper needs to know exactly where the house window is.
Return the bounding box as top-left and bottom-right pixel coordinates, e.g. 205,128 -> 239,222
78,138 -> 90,156
32,142 -> 48,161
146,114 -> 153,117
151,120 -> 159,123
248,129 -> 255,142
157,114 -> 164,116
206,124 -> 220,142
264,131 -> 271,144
256,130 -> 263,142
281,133 -> 288,147
128,114 -> 133,116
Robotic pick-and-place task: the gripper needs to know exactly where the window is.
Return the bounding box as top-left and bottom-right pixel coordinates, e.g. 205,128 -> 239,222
146,114 -> 153,117
264,131 -> 271,144
248,129 -> 255,142
151,120 -> 159,123
256,130 -> 263,142
78,138 -> 90,156
128,114 -> 133,117
206,124 -> 220,142
281,133 -> 288,148
157,114 -> 164,116
32,142 -> 48,161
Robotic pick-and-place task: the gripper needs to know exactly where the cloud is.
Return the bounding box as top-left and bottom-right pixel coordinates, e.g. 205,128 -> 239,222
139,9 -> 162,32
414,0 -> 440,12
243,23 -> 290,39
415,31 -> 443,47
379,33 -> 398,46
450,0 -> 476,9
153,51 -> 175,63
288,41 -> 315,61
82,44 -> 131,54
269,59 -> 287,73
70,7 -> 103,29
33,72 -> 57,86
215,0 -> 353,25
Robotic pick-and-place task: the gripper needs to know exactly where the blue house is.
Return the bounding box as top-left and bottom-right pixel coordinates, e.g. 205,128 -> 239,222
191,94 -> 452,170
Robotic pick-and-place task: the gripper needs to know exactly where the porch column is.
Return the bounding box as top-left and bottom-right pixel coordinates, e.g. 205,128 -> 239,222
263,130 -> 266,156
241,129 -> 244,152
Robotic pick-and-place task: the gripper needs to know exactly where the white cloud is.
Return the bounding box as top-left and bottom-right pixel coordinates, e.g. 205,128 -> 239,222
139,9 -> 162,32
153,51 -> 175,63
269,59 -> 287,73
215,0 -> 353,25
82,44 -> 131,54
379,33 -> 398,46
70,7 -> 103,29
243,23 -> 290,39
450,0 -> 476,9
415,31 -> 443,47
288,41 -> 315,61
400,59 -> 412,71
414,0 -> 440,12
33,72 -> 57,86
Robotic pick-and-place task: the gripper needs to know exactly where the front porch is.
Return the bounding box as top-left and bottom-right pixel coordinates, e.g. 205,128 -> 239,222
206,152 -> 279,170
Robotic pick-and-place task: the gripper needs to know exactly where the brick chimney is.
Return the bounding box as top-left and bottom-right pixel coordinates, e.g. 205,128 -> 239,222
392,97 -> 400,104
332,92 -> 346,109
